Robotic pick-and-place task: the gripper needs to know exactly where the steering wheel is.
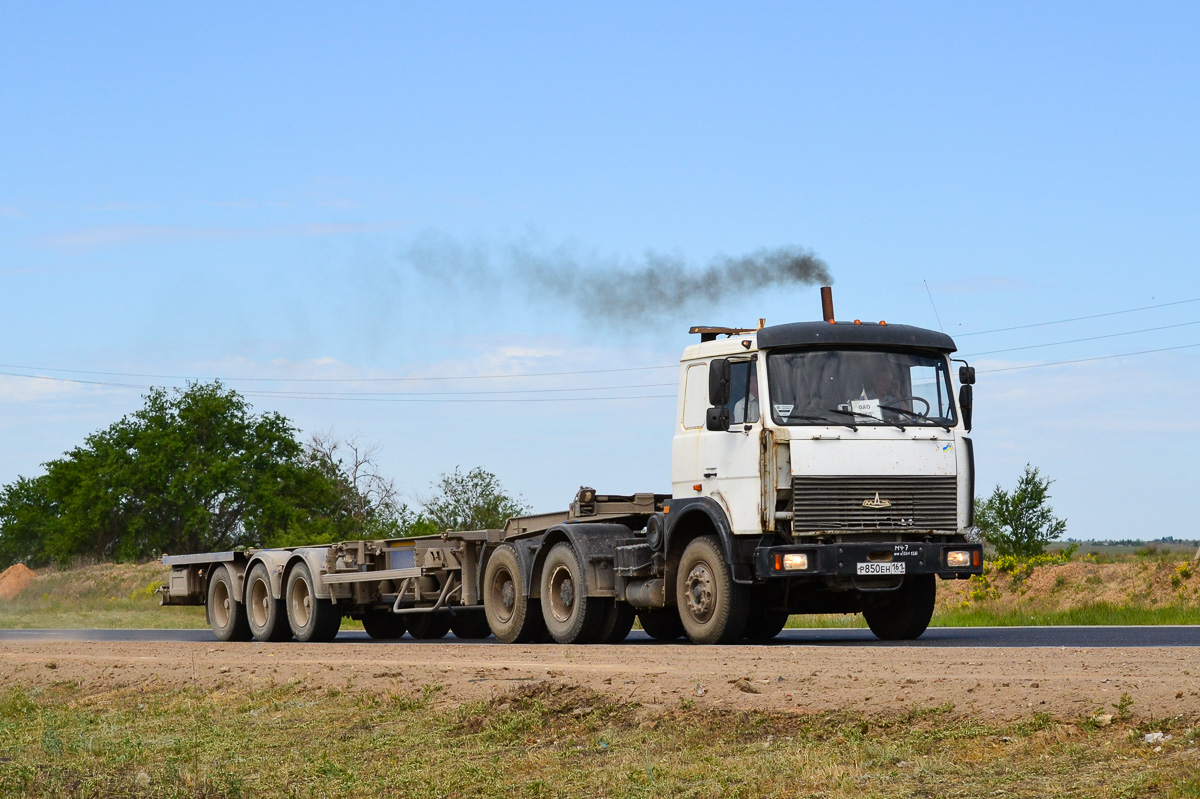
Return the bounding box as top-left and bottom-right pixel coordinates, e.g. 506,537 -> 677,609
883,396 -> 930,418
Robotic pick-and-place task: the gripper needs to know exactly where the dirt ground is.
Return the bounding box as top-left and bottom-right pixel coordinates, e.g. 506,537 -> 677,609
3,640 -> 1198,723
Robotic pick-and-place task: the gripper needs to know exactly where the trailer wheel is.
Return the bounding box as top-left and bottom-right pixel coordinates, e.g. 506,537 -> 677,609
407,613 -> 451,639
361,611 -> 406,640
863,574 -> 936,640
206,565 -> 251,642
245,562 -> 291,642
540,542 -> 606,644
676,535 -> 750,644
637,608 -> 684,641
483,544 -> 546,644
597,600 -> 636,644
449,613 -> 493,640
286,563 -> 342,643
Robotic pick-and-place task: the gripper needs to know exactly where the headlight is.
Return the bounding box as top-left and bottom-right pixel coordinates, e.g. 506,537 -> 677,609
946,550 -> 972,568
782,553 -> 808,570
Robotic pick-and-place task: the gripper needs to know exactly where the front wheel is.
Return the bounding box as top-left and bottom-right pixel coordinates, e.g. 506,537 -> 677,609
676,536 -> 750,644
286,563 -> 342,643
863,575 -> 936,640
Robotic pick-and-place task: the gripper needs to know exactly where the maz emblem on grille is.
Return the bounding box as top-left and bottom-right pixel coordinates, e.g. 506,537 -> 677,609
862,492 -> 892,509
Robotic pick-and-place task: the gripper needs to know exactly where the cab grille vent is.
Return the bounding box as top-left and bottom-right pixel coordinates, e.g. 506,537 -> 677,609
791,475 -> 957,532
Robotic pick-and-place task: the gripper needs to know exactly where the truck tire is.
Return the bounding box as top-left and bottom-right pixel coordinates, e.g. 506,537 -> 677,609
407,613 -> 452,639
483,544 -> 546,644
206,564 -> 251,642
449,613 -> 493,640
361,611 -> 406,640
676,535 -> 750,644
540,541 -> 607,644
743,610 -> 790,641
597,600 -> 636,644
245,562 -> 291,642
637,608 -> 684,641
863,574 -> 936,640
286,563 -> 342,643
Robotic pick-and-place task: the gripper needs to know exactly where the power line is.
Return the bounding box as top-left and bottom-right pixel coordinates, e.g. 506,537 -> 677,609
963,319 -> 1200,357
240,392 -> 677,404
978,343 -> 1200,374
0,362 -> 678,383
238,382 -> 676,398
0,370 -> 678,400
955,297 -> 1200,337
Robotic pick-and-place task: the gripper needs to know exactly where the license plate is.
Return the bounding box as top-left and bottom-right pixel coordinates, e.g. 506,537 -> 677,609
856,562 -> 905,576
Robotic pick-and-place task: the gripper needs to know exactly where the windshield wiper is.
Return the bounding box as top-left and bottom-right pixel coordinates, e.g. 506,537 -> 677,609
825,408 -> 906,432
880,405 -> 952,432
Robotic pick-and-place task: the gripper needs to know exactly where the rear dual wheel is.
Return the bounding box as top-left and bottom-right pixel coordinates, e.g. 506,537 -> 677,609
637,608 -> 685,641
540,542 -> 607,644
483,544 -> 546,644
246,563 -> 291,642
207,565 -> 251,642
361,611 -> 406,640
286,563 -> 342,643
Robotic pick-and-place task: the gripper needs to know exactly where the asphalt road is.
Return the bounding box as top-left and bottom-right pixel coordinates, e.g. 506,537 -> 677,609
2,626 -> 1197,647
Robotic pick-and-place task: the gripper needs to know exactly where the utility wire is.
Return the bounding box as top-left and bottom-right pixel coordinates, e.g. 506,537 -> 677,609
0,362 -> 678,383
963,319 -> 1200,357
978,343 -> 1200,374
955,297 -> 1200,337
240,392 -> 677,404
0,370 -> 677,400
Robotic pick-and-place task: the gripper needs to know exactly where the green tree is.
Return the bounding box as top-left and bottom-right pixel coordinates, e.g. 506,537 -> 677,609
975,464 -> 1068,558
419,466 -> 529,533
0,383 -> 361,566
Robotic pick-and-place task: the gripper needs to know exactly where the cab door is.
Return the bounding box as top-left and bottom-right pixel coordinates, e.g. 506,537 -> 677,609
696,359 -> 764,536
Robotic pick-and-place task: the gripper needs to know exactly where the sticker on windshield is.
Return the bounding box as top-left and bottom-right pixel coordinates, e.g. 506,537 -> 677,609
774,404 -> 795,417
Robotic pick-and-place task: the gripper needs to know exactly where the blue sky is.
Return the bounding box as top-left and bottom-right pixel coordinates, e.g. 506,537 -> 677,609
1,2 -> 1197,540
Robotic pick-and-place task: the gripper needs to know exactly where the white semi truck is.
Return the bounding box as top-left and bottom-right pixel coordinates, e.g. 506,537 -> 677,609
160,289 -> 983,644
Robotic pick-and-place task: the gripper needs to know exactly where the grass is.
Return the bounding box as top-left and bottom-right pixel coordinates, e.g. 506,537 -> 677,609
2,680 -> 1199,798
0,562 -> 206,630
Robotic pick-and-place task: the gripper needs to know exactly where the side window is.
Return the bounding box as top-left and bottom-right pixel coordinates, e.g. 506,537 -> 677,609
728,361 -> 760,425
681,363 -> 708,429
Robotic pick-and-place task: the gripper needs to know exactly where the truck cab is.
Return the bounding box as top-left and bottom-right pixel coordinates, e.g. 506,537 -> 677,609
663,314 -> 982,642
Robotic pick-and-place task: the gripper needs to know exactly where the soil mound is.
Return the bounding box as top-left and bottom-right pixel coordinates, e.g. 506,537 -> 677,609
0,563 -> 35,600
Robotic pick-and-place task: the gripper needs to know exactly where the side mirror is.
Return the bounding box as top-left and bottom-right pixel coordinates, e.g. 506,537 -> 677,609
708,358 -> 731,406
958,384 -> 973,432
706,406 -> 731,432
959,365 -> 976,385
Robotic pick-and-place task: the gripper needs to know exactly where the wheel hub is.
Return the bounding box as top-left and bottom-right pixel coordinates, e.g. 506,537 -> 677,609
548,564 -> 576,623
684,563 -> 715,623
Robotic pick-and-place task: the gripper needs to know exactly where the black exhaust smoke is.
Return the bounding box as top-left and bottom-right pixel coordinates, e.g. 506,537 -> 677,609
403,233 -> 832,326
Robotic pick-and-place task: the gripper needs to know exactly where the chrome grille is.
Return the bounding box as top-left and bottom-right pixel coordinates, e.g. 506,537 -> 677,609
791,475 -> 958,533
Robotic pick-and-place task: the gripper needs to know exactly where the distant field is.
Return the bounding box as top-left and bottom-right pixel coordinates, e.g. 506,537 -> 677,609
1,547 -> 1197,631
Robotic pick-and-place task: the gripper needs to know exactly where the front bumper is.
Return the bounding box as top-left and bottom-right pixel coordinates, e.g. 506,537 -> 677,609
753,541 -> 983,582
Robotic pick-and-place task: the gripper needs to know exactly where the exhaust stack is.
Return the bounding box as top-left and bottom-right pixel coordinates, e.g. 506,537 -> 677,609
820,286 -> 835,323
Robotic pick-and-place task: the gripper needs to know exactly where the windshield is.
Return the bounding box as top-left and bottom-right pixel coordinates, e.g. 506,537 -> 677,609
766,348 -> 957,428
